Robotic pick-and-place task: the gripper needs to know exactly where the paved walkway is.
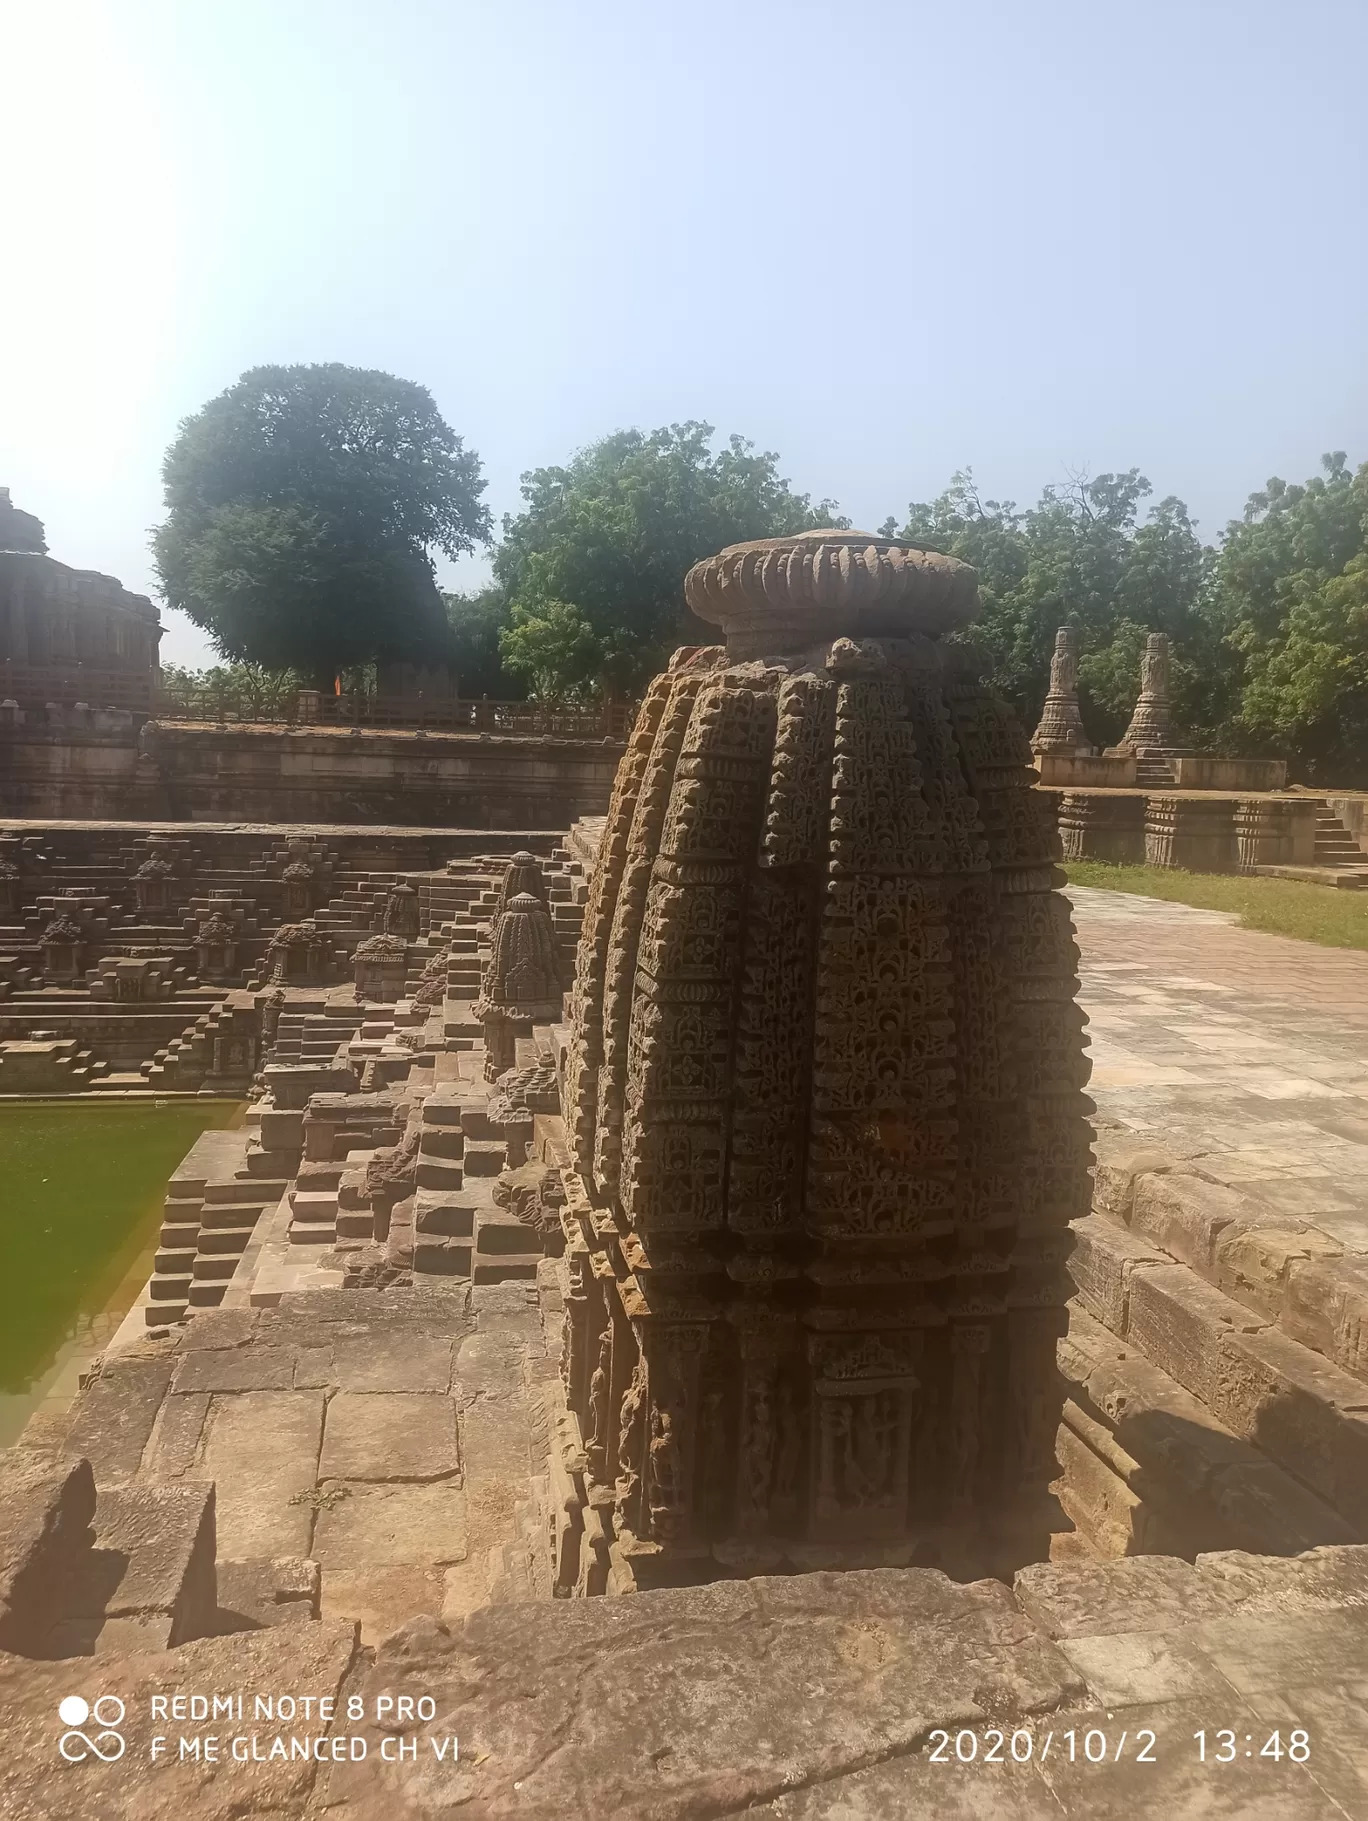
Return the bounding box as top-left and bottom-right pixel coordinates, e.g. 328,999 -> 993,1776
1070,885 -> 1368,1251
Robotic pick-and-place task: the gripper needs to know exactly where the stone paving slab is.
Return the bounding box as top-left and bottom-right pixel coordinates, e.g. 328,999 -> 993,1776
318,1391 -> 461,1483
1072,887 -> 1368,1253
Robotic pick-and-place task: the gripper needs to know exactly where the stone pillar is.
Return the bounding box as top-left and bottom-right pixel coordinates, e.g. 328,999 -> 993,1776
1031,629 -> 1093,756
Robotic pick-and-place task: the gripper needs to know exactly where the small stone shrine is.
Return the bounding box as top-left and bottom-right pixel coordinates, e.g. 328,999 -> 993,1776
1030,628 -> 1092,756
475,863 -> 562,1080
555,529 -> 1093,1593
1112,631 -> 1190,780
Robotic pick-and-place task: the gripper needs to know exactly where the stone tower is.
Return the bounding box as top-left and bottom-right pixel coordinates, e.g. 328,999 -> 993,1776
1119,632 -> 1188,760
554,530 -> 1092,1593
1031,628 -> 1093,756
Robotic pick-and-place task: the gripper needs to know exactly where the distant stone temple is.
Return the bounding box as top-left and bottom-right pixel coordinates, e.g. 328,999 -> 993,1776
557,530 -> 1092,1589
0,487 -> 161,709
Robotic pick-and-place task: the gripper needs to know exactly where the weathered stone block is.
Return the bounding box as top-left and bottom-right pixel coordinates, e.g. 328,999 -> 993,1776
1281,1254 -> 1368,1381
1091,1142 -> 1185,1222
201,1390 -> 325,1558
1054,1418 -> 1146,1557
0,1454 -> 96,1655
1130,1171 -> 1250,1273
214,1555 -> 320,1630
1014,1555 -> 1234,1640
63,1356 -> 176,1482
53,1480 -> 217,1655
311,1481 -> 468,1569
1068,1212 -> 1167,1333
1197,1541 -> 1368,1612
1127,1263 -> 1268,1408
170,1346 -> 296,1395
1214,1221 -> 1342,1322
1214,1325 -> 1368,1521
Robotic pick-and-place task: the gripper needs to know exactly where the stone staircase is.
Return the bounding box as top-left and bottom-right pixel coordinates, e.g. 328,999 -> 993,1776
1313,801 -> 1368,868
1133,753 -> 1175,787
140,996 -> 260,1090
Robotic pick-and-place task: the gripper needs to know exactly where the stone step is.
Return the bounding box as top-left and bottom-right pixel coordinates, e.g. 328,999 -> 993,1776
472,1255 -> 541,1282
42,1479 -> 217,1657
203,1177 -> 290,1204
192,1247 -> 252,1278
147,1271 -> 193,1304
154,1245 -> 197,1274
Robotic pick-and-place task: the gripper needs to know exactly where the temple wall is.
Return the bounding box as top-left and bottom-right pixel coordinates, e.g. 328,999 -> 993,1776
1036,752 -> 1136,787
1171,755 -> 1288,791
0,721 -> 624,826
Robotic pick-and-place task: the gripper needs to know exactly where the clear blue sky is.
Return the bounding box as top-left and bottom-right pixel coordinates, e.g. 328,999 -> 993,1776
3,0 -> 1365,667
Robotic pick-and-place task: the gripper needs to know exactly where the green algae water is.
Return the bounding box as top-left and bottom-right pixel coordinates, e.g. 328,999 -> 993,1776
0,1099 -> 242,1446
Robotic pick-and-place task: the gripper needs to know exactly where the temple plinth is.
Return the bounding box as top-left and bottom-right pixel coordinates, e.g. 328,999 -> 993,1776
554,529 -> 1093,1591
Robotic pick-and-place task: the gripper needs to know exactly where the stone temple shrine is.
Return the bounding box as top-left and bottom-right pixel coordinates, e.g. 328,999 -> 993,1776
556,530 -> 1093,1588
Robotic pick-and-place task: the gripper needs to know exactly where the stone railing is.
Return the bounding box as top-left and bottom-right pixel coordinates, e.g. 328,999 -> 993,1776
0,663 -> 635,743
154,691 -> 634,740
0,660 -> 156,713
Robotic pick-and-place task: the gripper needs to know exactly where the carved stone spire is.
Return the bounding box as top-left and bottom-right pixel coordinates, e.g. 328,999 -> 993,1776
494,850 -> 548,915
476,890 -> 562,1080
1030,628 -> 1093,756
554,528 -> 1091,1591
1119,632 -> 1187,754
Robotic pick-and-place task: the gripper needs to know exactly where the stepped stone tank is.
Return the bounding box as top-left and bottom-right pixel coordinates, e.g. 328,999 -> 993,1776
554,530 -> 1094,1591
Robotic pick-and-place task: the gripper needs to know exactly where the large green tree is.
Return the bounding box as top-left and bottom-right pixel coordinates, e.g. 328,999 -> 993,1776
153,363 -> 491,689
442,586 -> 526,699
886,469 -> 1227,747
494,422 -> 843,699
1218,454 -> 1368,783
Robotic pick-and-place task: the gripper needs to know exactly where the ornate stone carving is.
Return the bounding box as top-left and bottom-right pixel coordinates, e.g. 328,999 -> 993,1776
494,850 -> 549,915
266,918 -> 328,984
133,852 -> 174,914
41,911 -> 85,981
194,910 -> 239,982
353,932 -> 408,1003
475,890 -> 562,1081
555,530 -> 1090,1588
412,946 -> 450,1007
1031,628 -> 1093,756
383,881 -> 420,939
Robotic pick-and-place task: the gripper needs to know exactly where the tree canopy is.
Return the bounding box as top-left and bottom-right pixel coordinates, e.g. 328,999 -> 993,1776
153,363 -> 491,689
493,422 -> 844,698
885,469 -> 1226,749
1217,455 -> 1368,782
